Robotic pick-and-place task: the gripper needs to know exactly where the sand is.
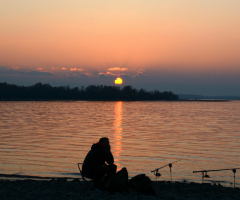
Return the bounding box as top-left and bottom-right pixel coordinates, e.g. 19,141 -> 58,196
1,178 -> 240,200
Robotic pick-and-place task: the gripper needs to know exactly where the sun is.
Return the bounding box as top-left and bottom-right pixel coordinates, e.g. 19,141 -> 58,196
114,77 -> 123,85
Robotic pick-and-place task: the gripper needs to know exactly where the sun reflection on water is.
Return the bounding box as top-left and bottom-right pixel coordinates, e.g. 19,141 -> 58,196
113,101 -> 123,167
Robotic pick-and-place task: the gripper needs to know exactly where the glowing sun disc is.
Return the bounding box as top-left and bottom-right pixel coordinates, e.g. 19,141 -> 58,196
115,78 -> 123,85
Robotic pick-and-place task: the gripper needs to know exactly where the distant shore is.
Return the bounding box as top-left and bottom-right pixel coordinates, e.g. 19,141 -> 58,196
0,82 -> 178,101
178,99 -> 232,102
1,82 -> 240,101
1,176 -> 239,200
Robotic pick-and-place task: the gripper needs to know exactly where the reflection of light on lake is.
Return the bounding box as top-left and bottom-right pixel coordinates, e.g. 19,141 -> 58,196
113,101 -> 123,166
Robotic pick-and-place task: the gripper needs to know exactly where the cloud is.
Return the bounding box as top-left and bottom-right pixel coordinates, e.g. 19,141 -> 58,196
106,71 -> 116,76
70,68 -> 84,72
0,67 -> 54,77
0,66 -> 56,86
136,72 -> 145,78
98,73 -> 115,80
120,75 -> 132,80
97,67 -> 145,79
108,67 -> 128,72
10,66 -> 21,70
33,66 -> 91,77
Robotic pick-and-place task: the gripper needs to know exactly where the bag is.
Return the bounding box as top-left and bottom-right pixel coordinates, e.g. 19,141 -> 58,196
104,167 -> 128,192
129,174 -> 156,195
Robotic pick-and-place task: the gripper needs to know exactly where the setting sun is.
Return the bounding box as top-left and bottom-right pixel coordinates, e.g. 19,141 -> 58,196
115,78 -> 123,85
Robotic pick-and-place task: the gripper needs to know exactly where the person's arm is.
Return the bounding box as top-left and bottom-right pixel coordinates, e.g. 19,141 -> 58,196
104,145 -> 114,165
105,142 -> 111,151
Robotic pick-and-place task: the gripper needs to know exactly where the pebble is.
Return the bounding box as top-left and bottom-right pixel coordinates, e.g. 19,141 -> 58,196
0,179 -> 239,200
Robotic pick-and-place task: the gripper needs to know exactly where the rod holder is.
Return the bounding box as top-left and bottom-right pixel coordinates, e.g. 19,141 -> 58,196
151,159 -> 182,180
193,167 -> 239,187
155,172 -> 161,177
153,169 -> 161,180
232,169 -> 236,188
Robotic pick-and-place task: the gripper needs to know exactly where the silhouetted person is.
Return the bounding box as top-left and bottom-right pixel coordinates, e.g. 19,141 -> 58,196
82,137 -> 117,184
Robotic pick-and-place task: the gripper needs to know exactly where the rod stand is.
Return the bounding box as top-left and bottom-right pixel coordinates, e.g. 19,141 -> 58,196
232,169 -> 236,188
169,163 -> 172,182
151,160 -> 182,182
201,171 -> 210,183
154,169 -> 161,179
193,167 -> 239,188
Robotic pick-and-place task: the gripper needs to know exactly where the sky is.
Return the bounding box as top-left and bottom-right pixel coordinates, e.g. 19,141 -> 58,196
0,0 -> 240,96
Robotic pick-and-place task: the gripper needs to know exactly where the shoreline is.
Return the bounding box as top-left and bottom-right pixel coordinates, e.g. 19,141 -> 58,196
1,99 -> 180,101
1,177 -> 239,200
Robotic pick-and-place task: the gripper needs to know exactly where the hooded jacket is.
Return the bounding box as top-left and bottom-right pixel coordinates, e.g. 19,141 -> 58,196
82,143 -> 114,178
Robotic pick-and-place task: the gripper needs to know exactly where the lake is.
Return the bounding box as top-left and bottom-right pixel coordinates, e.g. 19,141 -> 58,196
0,101 -> 240,187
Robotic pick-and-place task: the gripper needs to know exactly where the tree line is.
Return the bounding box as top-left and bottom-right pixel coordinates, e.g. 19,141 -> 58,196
0,82 -> 178,101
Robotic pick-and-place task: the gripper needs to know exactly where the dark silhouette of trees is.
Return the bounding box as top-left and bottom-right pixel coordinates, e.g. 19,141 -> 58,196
0,82 -> 178,101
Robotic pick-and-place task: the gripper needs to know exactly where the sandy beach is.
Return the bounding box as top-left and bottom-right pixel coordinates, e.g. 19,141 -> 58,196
1,178 -> 239,200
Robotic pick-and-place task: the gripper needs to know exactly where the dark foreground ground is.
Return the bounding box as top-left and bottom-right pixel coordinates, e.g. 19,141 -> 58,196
0,178 -> 240,200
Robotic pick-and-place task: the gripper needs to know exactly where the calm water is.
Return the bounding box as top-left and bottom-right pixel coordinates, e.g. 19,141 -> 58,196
0,101 -> 240,187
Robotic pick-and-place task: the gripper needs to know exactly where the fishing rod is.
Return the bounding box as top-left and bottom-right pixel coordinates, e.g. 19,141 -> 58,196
151,159 -> 182,182
193,168 -> 240,188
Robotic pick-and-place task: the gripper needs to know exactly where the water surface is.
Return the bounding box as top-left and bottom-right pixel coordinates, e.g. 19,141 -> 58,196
0,101 -> 240,187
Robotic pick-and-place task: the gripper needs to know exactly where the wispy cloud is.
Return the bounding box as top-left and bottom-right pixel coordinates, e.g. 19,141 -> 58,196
97,67 -> 145,79
70,68 -> 84,72
108,67 -> 128,72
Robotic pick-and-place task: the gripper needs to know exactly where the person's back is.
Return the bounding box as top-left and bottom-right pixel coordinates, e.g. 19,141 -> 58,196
82,137 -> 116,181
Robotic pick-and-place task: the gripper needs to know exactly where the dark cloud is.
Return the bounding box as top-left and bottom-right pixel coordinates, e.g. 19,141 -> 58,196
120,75 -> 132,80
98,73 -> 115,79
1,66 -> 240,96
0,67 -> 54,77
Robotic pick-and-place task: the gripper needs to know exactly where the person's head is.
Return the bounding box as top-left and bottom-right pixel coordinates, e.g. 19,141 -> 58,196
99,137 -> 109,147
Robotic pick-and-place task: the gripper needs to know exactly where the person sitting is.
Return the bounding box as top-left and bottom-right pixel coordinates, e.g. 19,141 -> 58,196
82,137 -> 117,184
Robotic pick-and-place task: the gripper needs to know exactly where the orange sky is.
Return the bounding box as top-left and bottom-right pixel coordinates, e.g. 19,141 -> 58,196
0,1 -> 240,95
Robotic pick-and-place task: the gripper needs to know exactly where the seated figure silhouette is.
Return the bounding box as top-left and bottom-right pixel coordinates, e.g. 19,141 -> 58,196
82,137 -> 117,185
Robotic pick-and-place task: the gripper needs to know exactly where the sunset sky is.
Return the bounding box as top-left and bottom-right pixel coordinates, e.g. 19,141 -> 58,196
1,0 -> 240,96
